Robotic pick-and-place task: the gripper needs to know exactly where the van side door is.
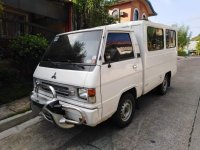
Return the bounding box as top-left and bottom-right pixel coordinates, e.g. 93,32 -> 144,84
100,31 -> 140,119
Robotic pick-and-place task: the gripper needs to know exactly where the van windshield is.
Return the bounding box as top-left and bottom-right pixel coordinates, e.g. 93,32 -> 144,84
40,30 -> 102,71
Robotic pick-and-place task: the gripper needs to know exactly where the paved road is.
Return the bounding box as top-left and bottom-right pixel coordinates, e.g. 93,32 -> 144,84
1,57 -> 200,150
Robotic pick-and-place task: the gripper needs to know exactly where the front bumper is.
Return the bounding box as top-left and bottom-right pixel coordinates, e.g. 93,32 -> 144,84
30,84 -> 100,128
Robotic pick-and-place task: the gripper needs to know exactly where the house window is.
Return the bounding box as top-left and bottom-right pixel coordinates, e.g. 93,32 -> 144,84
147,26 -> 164,51
142,13 -> 147,20
166,29 -> 176,48
112,8 -> 120,19
133,8 -> 139,21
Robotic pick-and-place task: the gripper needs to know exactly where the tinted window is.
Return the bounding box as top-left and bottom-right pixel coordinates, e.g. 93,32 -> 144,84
147,27 -> 164,51
166,29 -> 176,48
104,33 -> 134,63
42,30 -> 102,64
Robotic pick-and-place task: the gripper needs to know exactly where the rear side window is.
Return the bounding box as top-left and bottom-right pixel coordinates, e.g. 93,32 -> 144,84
104,33 -> 134,63
166,29 -> 176,48
147,27 -> 164,51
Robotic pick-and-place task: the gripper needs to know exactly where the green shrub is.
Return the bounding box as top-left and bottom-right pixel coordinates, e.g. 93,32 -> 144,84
9,34 -> 48,77
0,68 -> 19,85
0,81 -> 32,104
178,50 -> 188,56
0,1 -> 3,15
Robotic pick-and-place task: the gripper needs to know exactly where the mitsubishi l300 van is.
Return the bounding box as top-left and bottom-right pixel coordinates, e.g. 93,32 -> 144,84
30,21 -> 177,128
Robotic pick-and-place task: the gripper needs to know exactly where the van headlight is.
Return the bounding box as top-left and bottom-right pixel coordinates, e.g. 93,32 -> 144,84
33,78 -> 37,90
78,88 -> 87,99
33,78 -> 40,91
78,88 -> 96,103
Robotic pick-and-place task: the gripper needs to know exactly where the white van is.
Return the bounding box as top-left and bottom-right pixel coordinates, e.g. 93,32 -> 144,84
30,21 -> 177,128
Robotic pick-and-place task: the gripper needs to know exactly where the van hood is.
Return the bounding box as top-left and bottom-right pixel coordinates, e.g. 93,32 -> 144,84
33,66 -> 88,87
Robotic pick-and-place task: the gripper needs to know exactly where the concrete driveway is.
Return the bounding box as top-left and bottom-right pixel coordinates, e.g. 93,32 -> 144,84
0,57 -> 200,150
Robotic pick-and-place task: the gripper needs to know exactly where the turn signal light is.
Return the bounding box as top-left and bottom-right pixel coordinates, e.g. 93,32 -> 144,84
88,89 -> 96,97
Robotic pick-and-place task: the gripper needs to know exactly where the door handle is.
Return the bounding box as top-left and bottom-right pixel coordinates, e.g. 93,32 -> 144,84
133,65 -> 137,69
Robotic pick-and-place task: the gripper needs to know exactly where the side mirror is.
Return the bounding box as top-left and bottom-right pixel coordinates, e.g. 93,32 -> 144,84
105,54 -> 111,68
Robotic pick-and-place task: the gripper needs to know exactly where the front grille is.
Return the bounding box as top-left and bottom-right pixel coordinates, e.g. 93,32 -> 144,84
40,82 -> 71,97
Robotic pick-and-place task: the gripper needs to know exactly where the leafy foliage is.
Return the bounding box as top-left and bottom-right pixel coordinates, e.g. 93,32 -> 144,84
0,81 -> 32,104
174,24 -> 191,51
72,0 -> 117,30
178,50 -> 188,56
106,0 -> 120,5
189,34 -> 200,55
192,34 -> 200,41
9,34 -> 48,77
0,1 -> 3,15
0,68 -> 19,84
196,41 -> 200,55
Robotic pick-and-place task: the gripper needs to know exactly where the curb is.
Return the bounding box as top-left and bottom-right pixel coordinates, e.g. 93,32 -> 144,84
0,116 -> 42,140
0,110 -> 38,132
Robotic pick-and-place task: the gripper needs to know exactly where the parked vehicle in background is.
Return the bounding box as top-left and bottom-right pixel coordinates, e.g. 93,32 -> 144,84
30,20 -> 177,128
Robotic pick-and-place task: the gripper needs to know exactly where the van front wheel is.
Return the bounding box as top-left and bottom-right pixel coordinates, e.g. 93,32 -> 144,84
157,75 -> 169,95
113,93 -> 135,128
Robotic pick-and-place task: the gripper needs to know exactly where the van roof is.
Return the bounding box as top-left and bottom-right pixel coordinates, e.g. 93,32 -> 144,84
58,20 -> 176,36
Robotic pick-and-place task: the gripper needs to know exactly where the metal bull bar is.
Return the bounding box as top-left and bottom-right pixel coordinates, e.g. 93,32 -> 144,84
35,83 -> 86,128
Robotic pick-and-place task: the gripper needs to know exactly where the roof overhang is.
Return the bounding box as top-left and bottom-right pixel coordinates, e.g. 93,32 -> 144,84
143,0 -> 157,16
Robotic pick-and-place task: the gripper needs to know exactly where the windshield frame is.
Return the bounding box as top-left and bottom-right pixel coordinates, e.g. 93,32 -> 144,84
41,29 -> 104,66
41,29 -> 103,67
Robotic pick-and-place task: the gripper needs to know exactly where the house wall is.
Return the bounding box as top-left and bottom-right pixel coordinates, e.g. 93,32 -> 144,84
109,2 -> 132,23
3,0 -> 66,21
131,0 -> 149,20
0,0 -> 73,53
1,0 -> 73,39
109,0 -> 151,23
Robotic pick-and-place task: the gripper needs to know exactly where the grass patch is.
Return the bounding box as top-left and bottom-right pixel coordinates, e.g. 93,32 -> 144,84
0,81 -> 32,105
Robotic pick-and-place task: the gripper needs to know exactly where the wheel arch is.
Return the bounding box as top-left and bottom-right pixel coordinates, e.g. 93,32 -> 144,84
112,87 -> 137,127
166,71 -> 171,87
117,87 -> 137,109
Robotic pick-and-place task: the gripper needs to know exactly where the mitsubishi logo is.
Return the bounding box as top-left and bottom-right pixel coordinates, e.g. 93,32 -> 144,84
51,72 -> 56,79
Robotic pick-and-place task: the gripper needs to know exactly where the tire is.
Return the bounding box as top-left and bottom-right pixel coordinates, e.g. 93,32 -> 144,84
113,93 -> 135,128
157,75 -> 169,95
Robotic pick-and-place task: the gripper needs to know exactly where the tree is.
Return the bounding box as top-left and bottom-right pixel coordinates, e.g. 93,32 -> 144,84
72,0 -> 117,30
196,41 -> 200,55
0,0 -> 3,15
174,24 -> 191,51
192,34 -> 200,41
106,0 -> 120,5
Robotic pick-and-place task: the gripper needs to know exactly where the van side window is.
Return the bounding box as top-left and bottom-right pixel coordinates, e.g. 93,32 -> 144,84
104,33 -> 134,63
166,29 -> 176,48
147,27 -> 164,51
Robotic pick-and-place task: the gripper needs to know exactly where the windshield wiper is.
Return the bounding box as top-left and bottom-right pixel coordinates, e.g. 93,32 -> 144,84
43,59 -> 86,70
66,59 -> 72,63
57,60 -> 85,69
72,64 -> 85,70
43,58 -> 58,67
55,61 -> 85,70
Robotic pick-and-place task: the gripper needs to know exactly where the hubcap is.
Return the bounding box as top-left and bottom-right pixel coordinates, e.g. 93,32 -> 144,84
120,99 -> 132,122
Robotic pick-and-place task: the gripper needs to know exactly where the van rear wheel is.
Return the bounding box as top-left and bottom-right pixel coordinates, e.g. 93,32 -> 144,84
113,93 -> 135,128
157,75 -> 169,95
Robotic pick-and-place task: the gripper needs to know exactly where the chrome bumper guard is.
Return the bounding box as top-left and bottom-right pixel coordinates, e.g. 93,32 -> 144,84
31,83 -> 86,128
